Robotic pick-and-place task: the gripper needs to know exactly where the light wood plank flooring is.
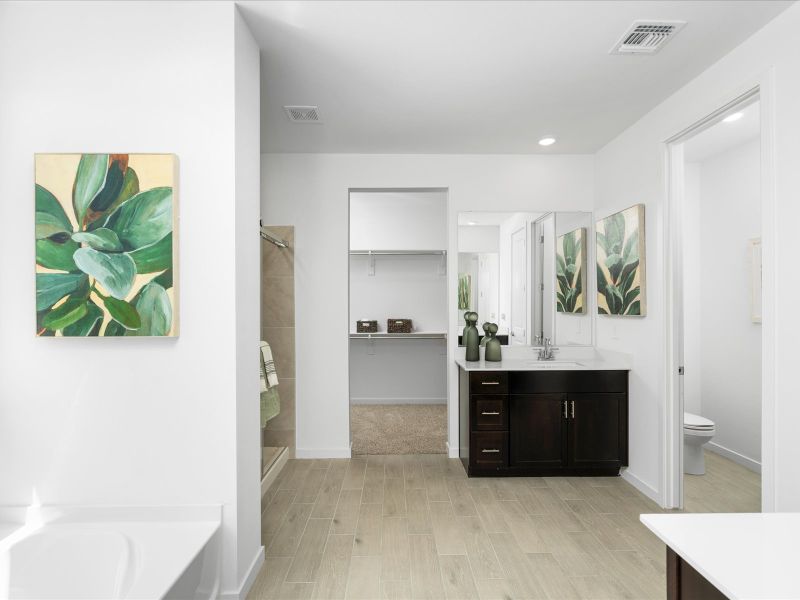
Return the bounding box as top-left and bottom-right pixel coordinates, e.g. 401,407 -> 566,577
250,455 -> 669,600
683,449 -> 761,513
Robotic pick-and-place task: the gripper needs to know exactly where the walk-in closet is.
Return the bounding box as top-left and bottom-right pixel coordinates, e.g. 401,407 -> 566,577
348,189 -> 448,454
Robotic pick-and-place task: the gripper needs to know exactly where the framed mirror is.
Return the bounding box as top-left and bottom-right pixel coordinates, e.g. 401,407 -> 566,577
457,211 -> 594,347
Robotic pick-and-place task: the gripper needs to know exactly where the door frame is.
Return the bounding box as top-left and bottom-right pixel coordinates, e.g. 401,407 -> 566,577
509,225 -> 528,345
662,75 -> 776,510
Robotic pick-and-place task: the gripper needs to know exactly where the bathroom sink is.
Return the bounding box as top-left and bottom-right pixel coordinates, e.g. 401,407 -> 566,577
526,361 -> 583,369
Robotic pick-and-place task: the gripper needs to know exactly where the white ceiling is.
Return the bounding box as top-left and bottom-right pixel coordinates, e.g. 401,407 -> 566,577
684,101 -> 760,163
240,1 -> 792,154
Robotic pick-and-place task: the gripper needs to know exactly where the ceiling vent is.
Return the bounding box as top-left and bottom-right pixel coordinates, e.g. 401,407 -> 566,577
610,20 -> 686,55
284,105 -> 322,123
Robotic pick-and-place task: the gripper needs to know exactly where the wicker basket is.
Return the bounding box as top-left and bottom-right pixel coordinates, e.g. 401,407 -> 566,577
356,320 -> 378,333
387,318 -> 413,333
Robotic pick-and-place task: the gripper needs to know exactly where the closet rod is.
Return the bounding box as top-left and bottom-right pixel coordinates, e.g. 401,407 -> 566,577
349,250 -> 446,256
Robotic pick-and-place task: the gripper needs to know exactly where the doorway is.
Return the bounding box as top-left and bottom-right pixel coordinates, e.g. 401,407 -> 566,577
666,87 -> 773,511
348,189 -> 449,456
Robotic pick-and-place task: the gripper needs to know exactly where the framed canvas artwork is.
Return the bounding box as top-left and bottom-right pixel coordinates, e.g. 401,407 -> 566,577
556,227 -> 586,314
596,204 -> 646,316
35,153 -> 178,336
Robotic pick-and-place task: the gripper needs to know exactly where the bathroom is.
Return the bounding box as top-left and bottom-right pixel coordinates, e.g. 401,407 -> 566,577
1,2 -> 800,599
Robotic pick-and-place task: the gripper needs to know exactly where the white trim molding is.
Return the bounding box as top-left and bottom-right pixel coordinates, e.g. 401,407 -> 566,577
295,446 -> 353,459
220,546 -> 264,600
708,442 -> 761,474
621,468 -> 661,506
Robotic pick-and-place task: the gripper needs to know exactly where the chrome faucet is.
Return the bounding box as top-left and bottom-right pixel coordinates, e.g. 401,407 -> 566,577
537,337 -> 559,361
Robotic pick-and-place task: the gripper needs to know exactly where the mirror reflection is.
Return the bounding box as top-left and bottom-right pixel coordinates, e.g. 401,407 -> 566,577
457,211 -> 593,347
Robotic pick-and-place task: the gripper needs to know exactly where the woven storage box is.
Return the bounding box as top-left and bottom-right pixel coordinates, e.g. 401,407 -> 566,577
387,318 -> 413,333
356,320 -> 378,333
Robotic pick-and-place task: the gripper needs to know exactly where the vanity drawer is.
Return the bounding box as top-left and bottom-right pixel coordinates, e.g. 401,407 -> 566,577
472,396 -> 507,431
469,371 -> 508,394
470,432 -> 508,468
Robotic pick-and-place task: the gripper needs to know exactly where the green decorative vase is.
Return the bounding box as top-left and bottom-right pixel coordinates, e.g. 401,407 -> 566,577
484,323 -> 502,362
480,322 -> 491,346
464,312 -> 480,361
462,312 -> 473,344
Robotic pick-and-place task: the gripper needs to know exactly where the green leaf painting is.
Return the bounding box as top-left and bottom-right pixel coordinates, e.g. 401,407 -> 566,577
595,204 -> 646,317
556,228 -> 586,314
458,274 -> 471,311
35,153 -> 177,336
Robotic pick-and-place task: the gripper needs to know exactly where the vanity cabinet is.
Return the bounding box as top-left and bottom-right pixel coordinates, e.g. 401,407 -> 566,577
458,367 -> 628,476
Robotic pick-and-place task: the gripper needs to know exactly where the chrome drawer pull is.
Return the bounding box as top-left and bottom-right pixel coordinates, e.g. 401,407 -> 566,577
481,381 -> 500,385
481,449 -> 500,453
481,411 -> 500,415
571,400 -> 575,418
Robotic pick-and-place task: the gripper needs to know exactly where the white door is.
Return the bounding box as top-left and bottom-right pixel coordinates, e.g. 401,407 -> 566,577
510,227 -> 527,345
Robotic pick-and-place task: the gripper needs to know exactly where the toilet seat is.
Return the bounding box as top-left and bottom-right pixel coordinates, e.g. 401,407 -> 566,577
684,412 -> 715,432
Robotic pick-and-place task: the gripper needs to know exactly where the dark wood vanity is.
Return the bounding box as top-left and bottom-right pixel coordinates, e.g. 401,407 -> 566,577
458,366 -> 629,476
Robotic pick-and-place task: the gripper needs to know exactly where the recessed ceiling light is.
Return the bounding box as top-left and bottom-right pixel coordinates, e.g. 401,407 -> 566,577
467,221 -> 477,226
723,112 -> 743,123
538,137 -> 556,147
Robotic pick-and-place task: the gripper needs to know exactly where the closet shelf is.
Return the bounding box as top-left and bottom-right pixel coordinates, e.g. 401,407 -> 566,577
349,332 -> 447,340
349,250 -> 446,256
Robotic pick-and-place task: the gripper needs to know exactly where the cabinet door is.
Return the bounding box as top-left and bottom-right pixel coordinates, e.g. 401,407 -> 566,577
509,394 -> 566,468
567,394 -> 624,468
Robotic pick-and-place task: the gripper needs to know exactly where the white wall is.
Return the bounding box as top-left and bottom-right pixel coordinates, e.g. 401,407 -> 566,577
458,226 -> 499,253
233,6 -> 263,592
261,154 -> 594,457
350,190 -> 447,250
594,2 -> 800,509
0,2 -> 260,595
683,138 -> 761,468
350,255 -> 447,333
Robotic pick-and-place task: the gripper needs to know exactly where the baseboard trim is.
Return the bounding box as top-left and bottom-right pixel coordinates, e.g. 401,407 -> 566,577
446,441 -> 459,459
708,441 -> 761,474
220,545 -> 264,600
296,446 -> 352,459
350,397 -> 447,405
620,468 -> 661,506
261,446 -> 289,501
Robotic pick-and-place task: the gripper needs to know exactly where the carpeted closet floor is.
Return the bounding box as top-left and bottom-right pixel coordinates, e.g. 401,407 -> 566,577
350,404 -> 447,455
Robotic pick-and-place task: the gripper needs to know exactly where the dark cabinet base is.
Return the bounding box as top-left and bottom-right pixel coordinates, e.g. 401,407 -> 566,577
463,462 -> 622,477
666,547 -> 727,600
459,367 -> 629,477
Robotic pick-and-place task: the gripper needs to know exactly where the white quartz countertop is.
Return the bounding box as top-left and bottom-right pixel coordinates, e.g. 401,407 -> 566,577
455,356 -> 630,371
641,513 -> 800,600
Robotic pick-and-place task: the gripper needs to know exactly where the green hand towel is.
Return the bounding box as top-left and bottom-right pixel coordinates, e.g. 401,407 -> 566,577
261,387 -> 280,428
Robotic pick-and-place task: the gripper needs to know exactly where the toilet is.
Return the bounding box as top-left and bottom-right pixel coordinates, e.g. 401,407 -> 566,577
684,412 -> 716,475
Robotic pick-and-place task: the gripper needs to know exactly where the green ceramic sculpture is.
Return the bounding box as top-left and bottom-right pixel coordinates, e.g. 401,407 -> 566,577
484,323 -> 502,362
480,322 -> 491,346
464,312 -> 480,361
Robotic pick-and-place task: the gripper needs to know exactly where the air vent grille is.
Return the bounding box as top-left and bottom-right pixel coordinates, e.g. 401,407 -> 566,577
284,105 -> 321,123
610,20 -> 686,55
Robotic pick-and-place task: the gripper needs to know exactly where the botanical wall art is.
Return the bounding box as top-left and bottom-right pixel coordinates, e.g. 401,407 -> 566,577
596,204 -> 646,316
35,154 -> 177,336
458,274 -> 471,310
556,227 -> 586,314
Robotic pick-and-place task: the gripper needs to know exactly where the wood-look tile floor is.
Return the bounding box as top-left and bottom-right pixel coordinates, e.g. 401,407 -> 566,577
249,455 -> 670,600
683,449 -> 761,513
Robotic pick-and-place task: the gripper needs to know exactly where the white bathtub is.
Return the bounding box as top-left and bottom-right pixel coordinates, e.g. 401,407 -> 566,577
0,505 -> 221,600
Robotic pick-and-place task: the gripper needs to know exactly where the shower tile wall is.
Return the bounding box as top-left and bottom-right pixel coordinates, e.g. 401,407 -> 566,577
261,226 -> 296,457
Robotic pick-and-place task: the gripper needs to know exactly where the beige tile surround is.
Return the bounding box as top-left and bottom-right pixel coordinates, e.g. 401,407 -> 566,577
262,226 -> 296,458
